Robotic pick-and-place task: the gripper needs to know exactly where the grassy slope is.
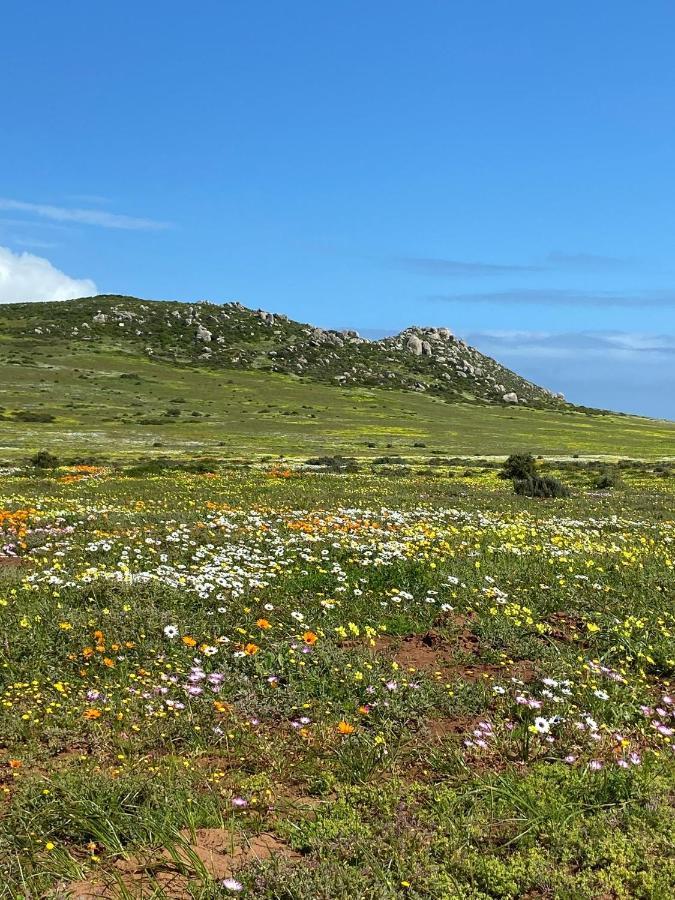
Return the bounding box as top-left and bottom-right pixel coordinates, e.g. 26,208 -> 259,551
0,349 -> 674,460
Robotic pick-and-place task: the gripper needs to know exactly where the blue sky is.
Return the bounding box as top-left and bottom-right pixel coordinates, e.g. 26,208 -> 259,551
1,1 -> 674,419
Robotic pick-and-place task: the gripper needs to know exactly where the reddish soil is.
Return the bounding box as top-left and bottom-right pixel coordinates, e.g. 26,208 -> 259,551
374,629 -> 537,683
63,830 -> 299,898
426,715 -> 478,738
547,611 -> 589,646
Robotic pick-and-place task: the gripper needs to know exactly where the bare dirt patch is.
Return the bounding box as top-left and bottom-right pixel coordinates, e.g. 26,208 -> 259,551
547,611 -> 588,645
62,830 -> 299,898
426,715 -> 478,739
374,629 -> 537,683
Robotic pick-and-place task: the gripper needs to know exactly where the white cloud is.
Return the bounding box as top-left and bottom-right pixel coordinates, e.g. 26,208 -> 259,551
0,245 -> 97,303
0,198 -> 170,231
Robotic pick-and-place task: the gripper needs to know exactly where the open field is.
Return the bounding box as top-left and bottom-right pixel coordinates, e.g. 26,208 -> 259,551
1,352 -> 674,461
1,463 -> 673,898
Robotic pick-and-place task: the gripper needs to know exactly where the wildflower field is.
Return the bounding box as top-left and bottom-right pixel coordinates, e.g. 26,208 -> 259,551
0,461 -> 673,898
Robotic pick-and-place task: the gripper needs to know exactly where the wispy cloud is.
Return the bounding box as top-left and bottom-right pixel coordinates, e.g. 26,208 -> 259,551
546,251 -> 630,270
389,251 -> 630,278
465,329 -> 675,360
428,289 -> 675,308
463,329 -> 675,418
65,194 -> 111,205
390,256 -> 543,275
0,198 -> 171,231
11,237 -> 60,250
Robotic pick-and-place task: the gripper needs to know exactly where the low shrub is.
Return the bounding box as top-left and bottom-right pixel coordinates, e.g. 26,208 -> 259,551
29,450 -> 59,469
305,456 -> 360,473
514,475 -> 571,499
499,453 -> 537,480
14,410 -> 55,423
594,470 -> 622,490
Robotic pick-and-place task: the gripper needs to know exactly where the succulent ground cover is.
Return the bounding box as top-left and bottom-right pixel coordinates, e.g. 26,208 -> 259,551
0,463 -> 673,898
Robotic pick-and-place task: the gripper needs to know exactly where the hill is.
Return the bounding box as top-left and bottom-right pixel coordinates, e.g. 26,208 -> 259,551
2,294 -> 568,406
0,294 -> 673,460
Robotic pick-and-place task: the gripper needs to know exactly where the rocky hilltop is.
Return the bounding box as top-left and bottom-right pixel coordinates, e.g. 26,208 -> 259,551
1,295 -> 566,408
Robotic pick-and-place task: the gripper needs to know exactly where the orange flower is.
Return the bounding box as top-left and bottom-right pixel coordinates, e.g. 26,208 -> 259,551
9,759 -> 22,769
244,642 -> 259,655
102,657 -> 115,668
213,700 -> 232,714
82,647 -> 94,659
83,709 -> 102,720
303,631 -> 318,645
256,618 -> 272,630
93,630 -> 104,643
357,705 -> 370,715
182,636 -> 197,647
337,721 -> 355,735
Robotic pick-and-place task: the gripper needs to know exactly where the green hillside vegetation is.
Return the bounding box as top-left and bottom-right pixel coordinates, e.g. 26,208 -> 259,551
0,295 -> 673,461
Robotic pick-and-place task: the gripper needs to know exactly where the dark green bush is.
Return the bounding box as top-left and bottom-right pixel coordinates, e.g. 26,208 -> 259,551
305,455 -> 359,473
594,470 -> 621,490
29,450 -> 59,469
372,465 -> 412,477
14,410 -> 55,423
499,453 -> 537,480
514,475 -> 571,498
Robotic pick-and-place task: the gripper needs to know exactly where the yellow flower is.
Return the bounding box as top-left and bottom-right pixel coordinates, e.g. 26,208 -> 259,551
337,720 -> 355,735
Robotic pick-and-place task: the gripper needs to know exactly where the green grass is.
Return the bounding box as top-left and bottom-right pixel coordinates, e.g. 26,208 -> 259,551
0,350 -> 674,461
